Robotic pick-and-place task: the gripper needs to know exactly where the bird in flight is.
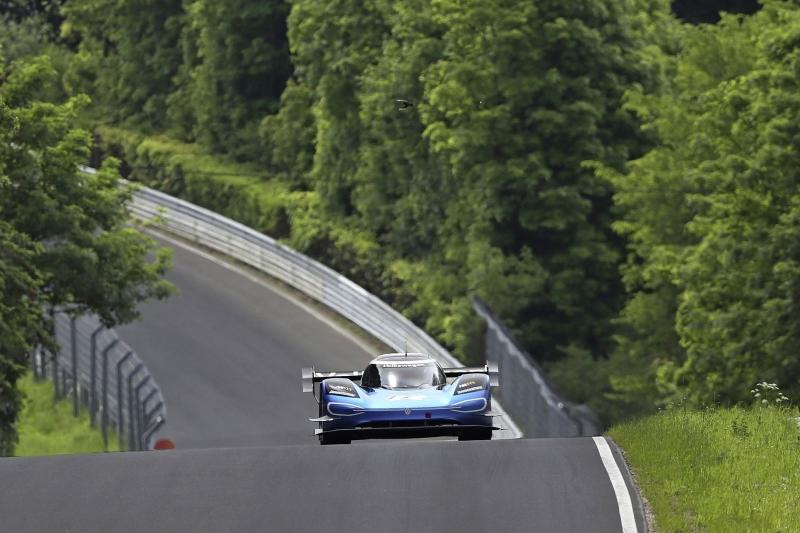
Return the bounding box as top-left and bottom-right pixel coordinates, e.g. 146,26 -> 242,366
396,99 -> 414,111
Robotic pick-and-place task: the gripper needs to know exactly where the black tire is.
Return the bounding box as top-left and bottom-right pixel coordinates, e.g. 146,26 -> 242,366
319,433 -> 351,445
458,428 -> 493,441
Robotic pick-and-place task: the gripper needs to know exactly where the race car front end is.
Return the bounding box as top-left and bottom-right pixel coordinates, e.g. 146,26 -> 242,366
312,373 -> 499,444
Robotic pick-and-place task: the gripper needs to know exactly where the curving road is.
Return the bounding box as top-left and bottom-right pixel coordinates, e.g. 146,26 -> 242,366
117,233 -> 380,449
0,231 -> 646,532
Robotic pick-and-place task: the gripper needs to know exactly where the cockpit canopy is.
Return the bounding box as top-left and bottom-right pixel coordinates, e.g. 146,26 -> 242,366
361,356 -> 446,389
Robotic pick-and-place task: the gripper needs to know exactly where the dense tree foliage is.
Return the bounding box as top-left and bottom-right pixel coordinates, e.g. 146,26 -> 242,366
0,224 -> 42,455
0,0 -> 65,37
603,2 -> 800,412
6,0 -> 798,427
186,0 -> 291,158
269,0 -> 671,364
61,0 -> 185,128
0,54 -> 173,453
61,0 -> 290,159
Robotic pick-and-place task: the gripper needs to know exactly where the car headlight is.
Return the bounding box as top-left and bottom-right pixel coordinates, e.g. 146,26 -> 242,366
327,402 -> 365,416
454,374 -> 489,395
325,380 -> 359,398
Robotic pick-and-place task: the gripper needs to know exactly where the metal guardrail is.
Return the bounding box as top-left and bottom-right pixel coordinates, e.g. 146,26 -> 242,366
33,311 -> 166,451
128,185 -> 523,438
473,297 -> 601,437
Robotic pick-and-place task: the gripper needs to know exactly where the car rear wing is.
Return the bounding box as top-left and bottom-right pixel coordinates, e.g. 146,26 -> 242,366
302,367 -> 363,393
302,361 -> 499,393
443,362 -> 499,387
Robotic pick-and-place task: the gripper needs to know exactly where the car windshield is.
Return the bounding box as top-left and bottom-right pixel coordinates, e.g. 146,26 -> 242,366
377,362 -> 444,389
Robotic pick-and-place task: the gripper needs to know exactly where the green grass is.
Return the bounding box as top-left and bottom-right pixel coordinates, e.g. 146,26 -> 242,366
15,373 -> 119,456
609,406 -> 800,532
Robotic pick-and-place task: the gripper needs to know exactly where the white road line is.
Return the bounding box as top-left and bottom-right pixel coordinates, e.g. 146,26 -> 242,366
593,436 -> 638,533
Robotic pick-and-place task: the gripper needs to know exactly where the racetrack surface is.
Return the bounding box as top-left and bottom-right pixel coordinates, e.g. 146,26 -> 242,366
117,236 -> 379,449
0,233 -> 646,532
0,438 -> 638,533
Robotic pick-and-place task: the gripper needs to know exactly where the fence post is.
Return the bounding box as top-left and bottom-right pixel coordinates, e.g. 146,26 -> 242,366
127,364 -> 143,451
30,347 -> 37,379
70,316 -> 78,417
61,369 -> 68,400
47,307 -> 57,398
100,339 -> 119,452
52,351 -> 60,401
141,415 -> 165,450
139,390 -> 158,449
134,376 -> 151,451
116,351 -> 133,451
40,347 -> 47,381
89,325 -> 104,426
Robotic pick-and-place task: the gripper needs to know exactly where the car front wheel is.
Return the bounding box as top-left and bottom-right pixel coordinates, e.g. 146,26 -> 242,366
458,428 -> 493,441
319,433 -> 351,445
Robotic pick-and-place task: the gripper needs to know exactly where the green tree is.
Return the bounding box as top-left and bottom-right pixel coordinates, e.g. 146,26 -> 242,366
258,79 -> 315,187
0,222 -> 44,456
186,0 -> 291,159
352,0 -> 449,258
389,1 -> 664,358
61,0 -> 185,129
0,55 -> 173,452
275,0 -> 672,369
287,0 -> 388,213
609,2 -> 800,410
0,0 -> 66,38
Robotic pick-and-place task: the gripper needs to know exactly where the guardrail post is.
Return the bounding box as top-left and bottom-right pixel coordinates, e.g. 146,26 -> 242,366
100,339 -> 119,452
70,316 -> 78,417
40,346 -> 47,381
61,368 -> 68,401
145,401 -> 163,428
127,364 -> 143,451
134,376 -> 151,451
89,325 -> 104,426
51,351 -> 60,401
139,390 -> 159,449
141,415 -> 165,450
47,307 -> 56,397
116,351 -> 133,451
30,347 -> 37,379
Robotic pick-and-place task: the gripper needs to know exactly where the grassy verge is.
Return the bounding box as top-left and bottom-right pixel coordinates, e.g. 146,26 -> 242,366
15,373 -> 119,456
609,406 -> 800,532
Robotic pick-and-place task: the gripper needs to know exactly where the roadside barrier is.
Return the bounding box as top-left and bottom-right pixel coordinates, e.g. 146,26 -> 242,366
34,310 -> 166,451
473,298 -> 601,437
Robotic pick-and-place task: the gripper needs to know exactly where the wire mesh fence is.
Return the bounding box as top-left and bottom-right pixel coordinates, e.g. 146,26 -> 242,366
32,310 -> 166,451
473,297 -> 601,437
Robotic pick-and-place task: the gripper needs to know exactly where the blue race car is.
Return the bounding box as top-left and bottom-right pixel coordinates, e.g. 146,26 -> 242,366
302,353 -> 500,445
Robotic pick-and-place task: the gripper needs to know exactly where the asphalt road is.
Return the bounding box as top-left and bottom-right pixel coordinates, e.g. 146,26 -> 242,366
117,236 -> 378,448
0,438 -> 640,533
0,233 -> 646,532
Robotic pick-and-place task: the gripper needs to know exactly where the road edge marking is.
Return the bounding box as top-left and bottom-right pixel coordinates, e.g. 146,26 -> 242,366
593,436 -> 638,533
